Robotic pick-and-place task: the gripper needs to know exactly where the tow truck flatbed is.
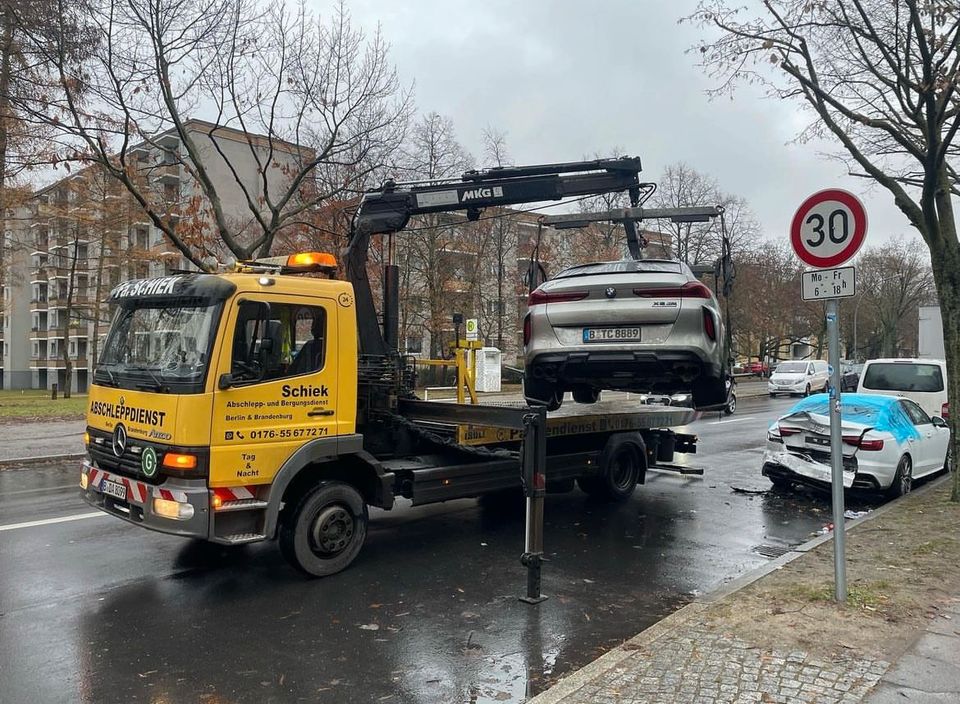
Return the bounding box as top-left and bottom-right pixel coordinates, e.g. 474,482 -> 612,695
389,398 -> 700,506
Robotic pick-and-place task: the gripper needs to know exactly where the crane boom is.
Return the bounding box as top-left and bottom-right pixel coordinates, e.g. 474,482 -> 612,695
343,157 -> 644,358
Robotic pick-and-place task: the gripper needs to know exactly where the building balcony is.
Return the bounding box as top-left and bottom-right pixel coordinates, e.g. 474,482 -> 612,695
30,330 -> 48,339
155,163 -> 181,183
29,300 -> 49,312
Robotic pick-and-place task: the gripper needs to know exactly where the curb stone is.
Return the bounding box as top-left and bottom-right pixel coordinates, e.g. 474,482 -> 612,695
0,452 -> 85,469
527,473 -> 952,703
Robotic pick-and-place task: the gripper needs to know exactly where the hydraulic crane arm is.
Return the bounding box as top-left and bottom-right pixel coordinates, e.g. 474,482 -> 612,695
344,158 -> 644,358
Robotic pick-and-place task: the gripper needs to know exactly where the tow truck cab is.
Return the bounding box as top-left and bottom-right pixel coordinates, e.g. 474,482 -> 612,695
81,264 -> 361,545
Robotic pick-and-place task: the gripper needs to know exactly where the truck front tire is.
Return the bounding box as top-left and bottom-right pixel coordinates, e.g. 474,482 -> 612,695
279,481 -> 368,577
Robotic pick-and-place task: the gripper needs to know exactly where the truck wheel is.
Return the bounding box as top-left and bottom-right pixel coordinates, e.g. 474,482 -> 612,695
572,387 -> 599,404
279,481 -> 368,577
577,437 -> 643,501
524,378 -> 562,411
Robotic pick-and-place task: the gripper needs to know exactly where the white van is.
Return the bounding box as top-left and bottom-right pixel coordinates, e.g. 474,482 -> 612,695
857,358 -> 949,419
768,359 -> 830,397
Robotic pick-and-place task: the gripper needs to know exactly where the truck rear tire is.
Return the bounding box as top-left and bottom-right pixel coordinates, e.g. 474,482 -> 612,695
577,436 -> 644,501
279,481 -> 368,577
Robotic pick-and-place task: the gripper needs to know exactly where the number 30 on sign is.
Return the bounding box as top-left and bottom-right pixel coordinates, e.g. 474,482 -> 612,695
790,189 -> 867,269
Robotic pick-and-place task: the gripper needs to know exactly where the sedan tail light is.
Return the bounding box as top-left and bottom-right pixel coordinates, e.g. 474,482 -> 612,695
633,281 -> 713,298
942,402 -> 950,421
528,289 -> 588,305
778,426 -> 801,436
843,436 -> 884,451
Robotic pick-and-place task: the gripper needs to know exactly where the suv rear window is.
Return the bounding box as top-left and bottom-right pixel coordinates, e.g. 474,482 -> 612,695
554,260 -> 683,278
862,363 -> 944,393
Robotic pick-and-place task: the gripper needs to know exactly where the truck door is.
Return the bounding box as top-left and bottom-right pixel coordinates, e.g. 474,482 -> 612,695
209,296 -> 339,488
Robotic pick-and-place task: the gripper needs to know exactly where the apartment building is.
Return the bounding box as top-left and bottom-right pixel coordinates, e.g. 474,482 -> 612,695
1,120 -> 311,392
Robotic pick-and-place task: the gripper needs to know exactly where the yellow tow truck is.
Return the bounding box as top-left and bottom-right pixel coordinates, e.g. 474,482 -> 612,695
80,158 -> 702,579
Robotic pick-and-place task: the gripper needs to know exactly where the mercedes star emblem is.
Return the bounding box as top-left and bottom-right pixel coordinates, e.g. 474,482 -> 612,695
112,423 -> 128,457
605,287 -> 617,299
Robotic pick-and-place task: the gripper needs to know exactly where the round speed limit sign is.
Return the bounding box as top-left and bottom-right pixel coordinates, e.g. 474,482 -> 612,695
790,189 -> 867,268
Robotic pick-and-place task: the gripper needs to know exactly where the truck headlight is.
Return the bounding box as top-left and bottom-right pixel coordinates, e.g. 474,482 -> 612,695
153,498 -> 195,520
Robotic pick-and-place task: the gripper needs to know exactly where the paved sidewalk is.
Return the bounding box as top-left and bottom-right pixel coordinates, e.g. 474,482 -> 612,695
529,477 -> 960,704
865,597 -> 960,702
0,419 -> 86,463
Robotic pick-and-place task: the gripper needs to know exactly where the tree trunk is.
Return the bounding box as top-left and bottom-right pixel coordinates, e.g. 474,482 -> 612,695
61,230 -> 79,399
929,237 -> 960,501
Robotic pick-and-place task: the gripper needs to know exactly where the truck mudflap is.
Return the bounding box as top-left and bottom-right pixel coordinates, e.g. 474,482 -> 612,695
81,461 -> 211,539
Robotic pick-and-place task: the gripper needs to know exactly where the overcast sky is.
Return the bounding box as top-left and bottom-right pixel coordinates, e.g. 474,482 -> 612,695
342,0 -> 914,248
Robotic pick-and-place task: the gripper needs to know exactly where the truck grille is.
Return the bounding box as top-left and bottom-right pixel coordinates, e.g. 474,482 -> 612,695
86,427 -> 209,481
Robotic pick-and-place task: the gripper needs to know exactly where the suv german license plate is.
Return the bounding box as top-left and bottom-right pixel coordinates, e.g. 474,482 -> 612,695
101,479 -> 127,501
583,327 -> 641,342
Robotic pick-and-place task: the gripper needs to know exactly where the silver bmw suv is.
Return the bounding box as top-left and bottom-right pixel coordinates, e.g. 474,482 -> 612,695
522,259 -> 728,411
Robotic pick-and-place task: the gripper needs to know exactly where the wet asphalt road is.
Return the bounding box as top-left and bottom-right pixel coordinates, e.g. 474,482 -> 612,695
0,395 -> 883,704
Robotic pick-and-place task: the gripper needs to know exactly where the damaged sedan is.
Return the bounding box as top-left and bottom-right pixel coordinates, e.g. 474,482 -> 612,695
763,393 -> 951,497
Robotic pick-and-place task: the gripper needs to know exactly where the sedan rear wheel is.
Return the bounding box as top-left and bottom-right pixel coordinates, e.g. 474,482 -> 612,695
887,455 -> 913,499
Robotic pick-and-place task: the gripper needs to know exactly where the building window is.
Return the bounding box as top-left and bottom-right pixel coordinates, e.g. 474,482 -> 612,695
405,336 -> 423,354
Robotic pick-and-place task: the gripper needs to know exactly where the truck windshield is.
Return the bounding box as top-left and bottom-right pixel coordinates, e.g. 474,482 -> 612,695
95,300 -> 221,394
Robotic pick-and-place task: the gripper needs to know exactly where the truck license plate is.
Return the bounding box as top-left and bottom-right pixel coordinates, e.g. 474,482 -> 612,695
101,479 -> 127,501
583,327 -> 641,342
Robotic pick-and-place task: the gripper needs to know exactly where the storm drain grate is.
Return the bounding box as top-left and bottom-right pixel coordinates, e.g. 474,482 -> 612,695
752,544 -> 793,558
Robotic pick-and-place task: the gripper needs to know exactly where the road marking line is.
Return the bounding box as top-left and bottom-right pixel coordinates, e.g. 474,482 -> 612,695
710,416 -> 757,425
0,484 -> 77,497
0,512 -> 107,532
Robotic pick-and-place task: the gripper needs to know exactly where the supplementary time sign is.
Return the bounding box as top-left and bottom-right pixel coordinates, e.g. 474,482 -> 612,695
801,266 -> 856,301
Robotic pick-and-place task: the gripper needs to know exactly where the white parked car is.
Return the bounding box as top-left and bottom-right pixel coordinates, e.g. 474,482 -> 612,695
768,360 -> 830,397
763,393 -> 950,497
857,358 -> 949,420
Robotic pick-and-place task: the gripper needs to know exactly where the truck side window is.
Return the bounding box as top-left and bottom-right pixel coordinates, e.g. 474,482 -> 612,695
231,302 -> 327,383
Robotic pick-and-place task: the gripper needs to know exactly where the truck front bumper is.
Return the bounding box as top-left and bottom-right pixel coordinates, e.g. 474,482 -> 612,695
80,460 -> 210,539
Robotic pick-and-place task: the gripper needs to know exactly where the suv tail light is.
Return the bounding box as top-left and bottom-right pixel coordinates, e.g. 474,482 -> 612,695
528,289 -> 588,305
942,402 -> 950,421
633,281 -> 713,298
523,314 -> 532,347
702,308 -> 717,341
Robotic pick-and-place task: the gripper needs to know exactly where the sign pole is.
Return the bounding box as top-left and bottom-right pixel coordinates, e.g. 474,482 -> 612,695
827,299 -> 847,602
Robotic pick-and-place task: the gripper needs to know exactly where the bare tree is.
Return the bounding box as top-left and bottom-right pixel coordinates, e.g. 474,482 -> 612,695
652,162 -> 759,265
18,0 -> 411,269
690,0 -> 960,499
854,237 -> 934,357
474,127 -> 518,350
399,112 -> 474,357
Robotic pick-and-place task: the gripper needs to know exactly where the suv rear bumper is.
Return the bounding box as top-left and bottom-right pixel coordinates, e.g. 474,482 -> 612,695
527,348 -> 721,390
